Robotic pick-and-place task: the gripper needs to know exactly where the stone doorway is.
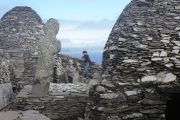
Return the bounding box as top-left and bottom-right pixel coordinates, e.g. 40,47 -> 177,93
165,93 -> 180,120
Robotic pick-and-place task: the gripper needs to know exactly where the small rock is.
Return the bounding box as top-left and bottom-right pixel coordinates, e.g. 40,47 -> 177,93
122,113 -> 143,119
100,93 -> 118,99
96,86 -> 106,93
125,90 -> 140,96
97,107 -> 105,111
160,51 -> 167,57
101,79 -> 115,88
157,72 -> 176,83
141,75 -> 157,82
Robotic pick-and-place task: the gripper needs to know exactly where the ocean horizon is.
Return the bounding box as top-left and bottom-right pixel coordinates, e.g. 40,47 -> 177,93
61,52 -> 103,64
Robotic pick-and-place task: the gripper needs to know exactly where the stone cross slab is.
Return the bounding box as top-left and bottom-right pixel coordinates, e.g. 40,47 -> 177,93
32,19 -> 60,97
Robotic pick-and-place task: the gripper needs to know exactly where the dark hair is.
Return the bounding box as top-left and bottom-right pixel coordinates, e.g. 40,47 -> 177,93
83,51 -> 87,53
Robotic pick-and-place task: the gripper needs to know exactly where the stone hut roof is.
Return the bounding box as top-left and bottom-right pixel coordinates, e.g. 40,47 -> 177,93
1,6 -> 42,24
0,6 -> 44,50
0,6 -> 45,86
103,0 -> 180,83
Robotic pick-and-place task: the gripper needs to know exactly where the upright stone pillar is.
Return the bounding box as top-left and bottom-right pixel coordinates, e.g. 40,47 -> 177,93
32,19 -> 60,97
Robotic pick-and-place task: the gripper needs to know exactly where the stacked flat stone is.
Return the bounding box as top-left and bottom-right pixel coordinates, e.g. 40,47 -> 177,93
0,52 -> 14,110
0,110 -> 51,120
49,83 -> 88,94
13,83 -> 88,120
0,7 -> 61,92
102,0 -> 180,83
87,0 -> 180,120
0,52 -> 10,84
0,7 -> 44,86
14,95 -> 87,120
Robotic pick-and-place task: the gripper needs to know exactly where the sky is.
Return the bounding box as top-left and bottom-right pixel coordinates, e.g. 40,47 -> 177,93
0,0 -> 131,63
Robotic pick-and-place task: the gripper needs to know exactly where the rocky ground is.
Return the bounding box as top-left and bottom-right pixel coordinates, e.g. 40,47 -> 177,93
49,83 -> 88,94
17,82 -> 95,97
0,110 -> 50,120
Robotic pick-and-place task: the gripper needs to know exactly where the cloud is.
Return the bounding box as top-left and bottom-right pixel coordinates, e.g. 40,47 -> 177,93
57,19 -> 114,50
76,19 -> 114,30
57,18 -> 114,63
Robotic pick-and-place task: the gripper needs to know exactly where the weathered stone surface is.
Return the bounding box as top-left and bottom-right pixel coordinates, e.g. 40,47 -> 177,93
87,0 -> 180,120
13,83 -> 88,120
0,53 -> 14,110
100,93 -> 118,99
34,18 -> 60,82
0,110 -> 50,120
0,7 -> 44,87
122,113 -> 143,119
0,53 -> 10,84
54,55 -> 65,83
0,7 -> 61,92
101,79 -> 115,88
157,72 -> 176,83
141,75 -> 157,82
0,83 -> 13,109
49,83 -> 88,94
31,18 -> 60,97
102,0 -> 180,83
95,86 -> 106,93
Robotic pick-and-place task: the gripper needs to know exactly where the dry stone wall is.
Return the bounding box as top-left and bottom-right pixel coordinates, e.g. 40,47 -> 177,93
103,0 -> 180,83
14,95 -> 87,120
0,7 -> 61,91
0,6 -> 44,86
87,0 -> 180,120
0,52 -> 14,110
13,83 -> 88,120
0,52 -> 10,84
0,110 -> 51,120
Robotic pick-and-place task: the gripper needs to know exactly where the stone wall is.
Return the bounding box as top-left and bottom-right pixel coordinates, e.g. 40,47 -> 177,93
0,52 -> 14,110
103,0 -> 180,82
0,84 -> 13,110
0,6 -> 44,86
87,0 -> 180,120
86,82 -> 173,120
13,83 -> 88,120
14,95 -> 87,120
0,7 -> 61,91
0,110 -> 51,120
0,52 -> 10,84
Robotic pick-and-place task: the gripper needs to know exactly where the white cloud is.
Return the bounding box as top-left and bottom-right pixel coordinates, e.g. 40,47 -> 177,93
76,19 -> 114,30
57,19 -> 114,50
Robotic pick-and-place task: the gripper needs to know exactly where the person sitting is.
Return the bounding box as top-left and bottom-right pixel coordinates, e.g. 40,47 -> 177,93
66,59 -> 75,83
82,50 -> 91,78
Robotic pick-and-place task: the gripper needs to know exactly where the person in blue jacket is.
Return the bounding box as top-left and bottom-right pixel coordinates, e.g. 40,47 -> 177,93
82,51 -> 91,78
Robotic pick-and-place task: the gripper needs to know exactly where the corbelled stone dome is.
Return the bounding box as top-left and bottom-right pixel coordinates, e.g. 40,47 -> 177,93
1,6 -> 42,24
103,0 -> 180,83
86,1 -> 180,120
0,6 -> 44,50
0,6 -> 45,86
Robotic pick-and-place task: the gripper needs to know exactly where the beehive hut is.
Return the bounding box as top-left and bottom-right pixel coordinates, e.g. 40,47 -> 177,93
0,7 -> 44,86
0,7 -> 61,90
87,0 -> 180,120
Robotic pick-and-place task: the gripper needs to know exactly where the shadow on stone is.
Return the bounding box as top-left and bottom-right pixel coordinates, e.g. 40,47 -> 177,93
165,93 -> 180,120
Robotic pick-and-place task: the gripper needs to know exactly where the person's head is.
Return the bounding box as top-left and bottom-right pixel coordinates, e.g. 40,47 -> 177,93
83,50 -> 87,55
68,59 -> 74,65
